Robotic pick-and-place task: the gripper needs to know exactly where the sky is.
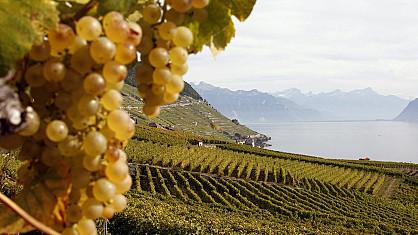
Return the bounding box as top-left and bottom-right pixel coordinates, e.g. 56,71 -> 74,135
184,0 -> 418,99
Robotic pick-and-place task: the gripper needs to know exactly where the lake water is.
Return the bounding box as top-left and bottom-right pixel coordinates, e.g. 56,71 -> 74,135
247,121 -> 418,164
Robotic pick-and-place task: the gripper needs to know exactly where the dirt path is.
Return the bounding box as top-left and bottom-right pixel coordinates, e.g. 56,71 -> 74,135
382,178 -> 401,198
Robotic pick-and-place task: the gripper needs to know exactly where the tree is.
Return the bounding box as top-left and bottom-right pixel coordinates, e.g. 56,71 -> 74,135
0,0 -> 256,234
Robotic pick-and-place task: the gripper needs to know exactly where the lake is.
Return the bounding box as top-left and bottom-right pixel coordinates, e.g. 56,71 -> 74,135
247,121 -> 418,164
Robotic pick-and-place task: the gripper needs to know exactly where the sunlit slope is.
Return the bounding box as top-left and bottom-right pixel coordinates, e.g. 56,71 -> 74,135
121,84 -> 256,140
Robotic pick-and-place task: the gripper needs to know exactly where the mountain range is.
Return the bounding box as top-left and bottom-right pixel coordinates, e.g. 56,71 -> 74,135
395,99 -> 418,122
191,82 -> 410,123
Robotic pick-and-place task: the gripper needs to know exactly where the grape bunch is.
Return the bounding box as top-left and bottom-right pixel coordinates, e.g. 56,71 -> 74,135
136,0 -> 209,117
3,12 -> 141,235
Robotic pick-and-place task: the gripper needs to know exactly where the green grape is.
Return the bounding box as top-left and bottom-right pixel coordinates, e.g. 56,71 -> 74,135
69,36 -> 88,54
103,17 -> 129,43
58,135 -> 82,157
93,178 -> 116,202
19,108 -> 40,137
107,110 -> 131,132
70,46 -> 96,75
76,16 -> 103,41
153,67 -> 172,85
169,47 -> 188,65
46,120 -> 68,142
114,174 -> 132,194
77,95 -> 100,116
48,24 -> 75,53
54,91 -> 73,110
105,160 -> 129,182
83,155 -> 102,172
170,0 -> 192,13
84,131 -> 107,156
111,194 -> 127,212
149,48 -> 169,68
173,26 -> 193,48
77,219 -> 97,235
163,91 -> 179,104
90,37 -> 116,64
166,8 -> 186,25
25,64 -> 46,87
158,22 -> 177,41
143,4 -> 162,24
103,61 -> 127,84
43,60 -> 66,82
171,63 -> 188,76
126,22 -> 142,46
101,89 -> 122,111
192,0 -> 210,8
29,40 -> 51,61
83,73 -> 106,95
166,75 -> 184,93
71,167 -> 91,189
115,43 -> 137,64
142,104 -> 160,118
82,198 -> 104,219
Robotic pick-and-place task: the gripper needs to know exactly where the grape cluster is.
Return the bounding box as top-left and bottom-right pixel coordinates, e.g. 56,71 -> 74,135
136,0 -> 209,117
4,12 -> 141,235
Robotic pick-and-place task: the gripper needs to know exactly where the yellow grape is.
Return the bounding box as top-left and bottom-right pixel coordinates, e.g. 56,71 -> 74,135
169,46 -> 188,65
93,178 -> 116,202
103,61 -> 127,84
77,219 -> 97,235
158,22 -> 177,41
192,0 -> 210,8
90,37 -> 116,64
76,16 -> 103,41
101,89 -> 122,111
103,11 -> 124,27
77,95 -> 100,116
171,63 -> 188,76
143,4 -> 162,24
113,174 -> 132,194
70,46 -> 96,75
58,135 -> 82,157
61,69 -> 83,92
83,155 -> 102,172
166,75 -> 184,93
166,8 -> 186,25
152,84 -> 165,95
170,0 -> 192,13
153,67 -> 172,85
46,120 -> 68,142
105,80 -> 124,91
115,43 -> 137,64
19,108 -> 40,136
54,91 -> 73,110
25,64 -> 46,87
149,48 -> 169,68
83,73 -> 106,95
43,60 -> 66,82
62,226 -> 79,235
115,118 -> 135,141
156,38 -> 171,50
173,26 -> 193,48
82,198 -> 104,220
135,63 -> 153,85
69,36 -> 88,54
126,22 -> 143,46
111,194 -> 127,212
102,206 -> 115,219
163,91 -> 179,104
84,131 -> 107,156
107,110 -> 131,132
137,36 -> 154,55
71,167 -> 91,189
103,16 -> 129,43
105,160 -> 129,182
29,40 -> 51,61
48,24 -> 75,53
143,104 -> 160,117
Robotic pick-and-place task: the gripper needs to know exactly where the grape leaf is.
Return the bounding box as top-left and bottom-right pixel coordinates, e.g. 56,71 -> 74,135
212,19 -> 236,50
0,0 -> 58,76
224,0 -> 257,21
97,0 -> 138,16
0,196 -> 33,234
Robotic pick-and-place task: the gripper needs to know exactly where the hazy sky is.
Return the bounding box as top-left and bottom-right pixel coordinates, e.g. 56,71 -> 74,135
184,0 -> 418,99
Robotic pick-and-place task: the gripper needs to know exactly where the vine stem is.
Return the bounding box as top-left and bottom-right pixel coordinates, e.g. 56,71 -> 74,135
0,192 -> 60,235
73,0 -> 99,21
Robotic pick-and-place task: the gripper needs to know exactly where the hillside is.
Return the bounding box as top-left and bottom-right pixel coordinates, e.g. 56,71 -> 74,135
192,82 -> 324,123
121,84 -> 257,141
275,88 -> 409,120
395,98 -> 418,122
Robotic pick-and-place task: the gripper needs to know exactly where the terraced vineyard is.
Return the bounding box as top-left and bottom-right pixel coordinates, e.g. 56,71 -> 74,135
127,140 -> 393,195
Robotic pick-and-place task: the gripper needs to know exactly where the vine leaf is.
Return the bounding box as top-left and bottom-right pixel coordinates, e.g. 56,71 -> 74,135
97,0 -> 138,16
0,0 -> 59,75
0,198 -> 33,234
224,0 -> 257,21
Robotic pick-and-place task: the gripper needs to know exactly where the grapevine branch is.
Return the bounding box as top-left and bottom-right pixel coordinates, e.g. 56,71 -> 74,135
0,192 -> 60,235
73,0 -> 99,21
